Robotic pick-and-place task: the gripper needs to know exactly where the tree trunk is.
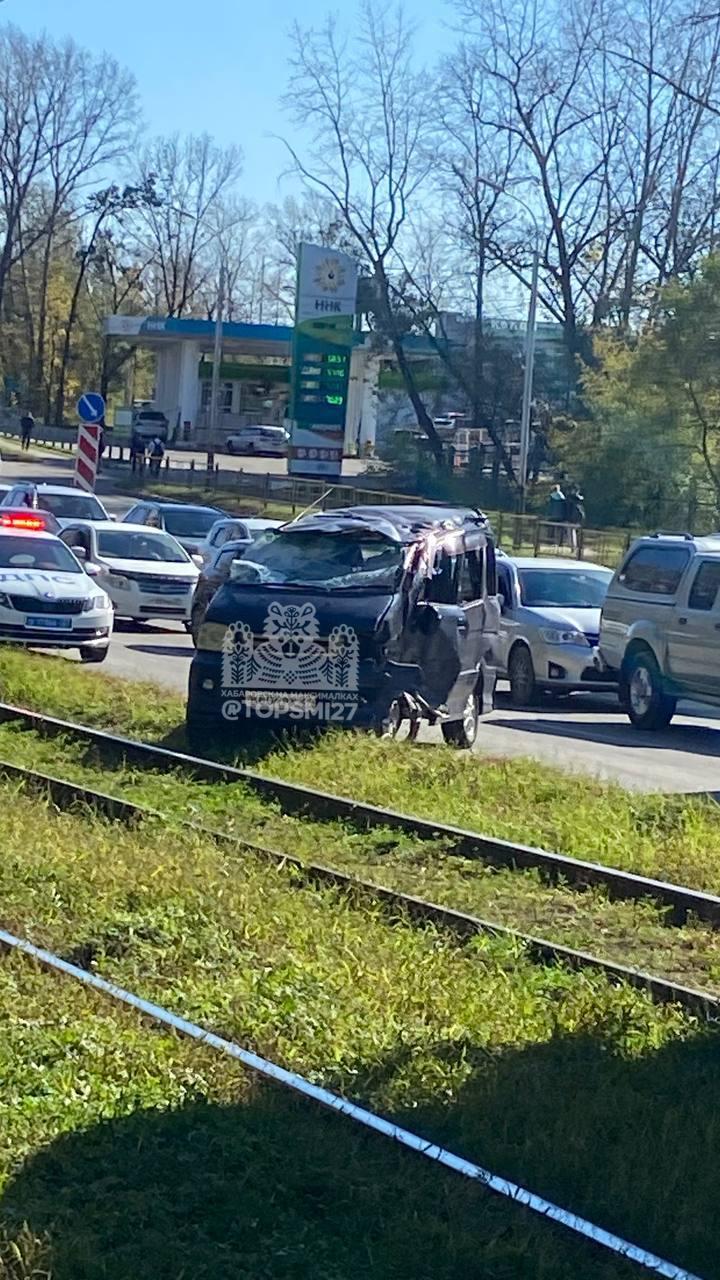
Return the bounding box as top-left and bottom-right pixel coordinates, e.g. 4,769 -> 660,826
32,230 -> 55,415
54,258 -> 89,426
376,272 -> 445,465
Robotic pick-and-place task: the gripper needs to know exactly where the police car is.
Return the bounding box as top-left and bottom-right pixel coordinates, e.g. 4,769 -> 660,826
0,519 -> 113,662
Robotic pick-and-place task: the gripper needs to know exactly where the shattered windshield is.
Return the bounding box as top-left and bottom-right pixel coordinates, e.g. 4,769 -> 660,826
231,530 -> 403,591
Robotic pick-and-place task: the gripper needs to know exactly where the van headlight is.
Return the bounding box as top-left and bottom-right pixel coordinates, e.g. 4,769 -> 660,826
539,628 -> 588,646
197,622 -> 228,652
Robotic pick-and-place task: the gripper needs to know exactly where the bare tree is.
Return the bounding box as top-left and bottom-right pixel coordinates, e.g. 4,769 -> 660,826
53,180 -> 158,423
0,26 -> 55,325
458,0 -> 624,355
282,3 -> 445,461
29,38 -> 138,410
135,133 -> 243,317
405,43 -> 524,481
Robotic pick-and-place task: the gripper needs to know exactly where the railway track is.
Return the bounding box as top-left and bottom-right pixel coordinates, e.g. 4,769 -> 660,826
0,753 -> 717,1020
1,698 -> 719,927
0,926 -> 703,1280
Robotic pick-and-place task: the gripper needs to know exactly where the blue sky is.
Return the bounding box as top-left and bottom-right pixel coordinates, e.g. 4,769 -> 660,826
15,0 -> 451,206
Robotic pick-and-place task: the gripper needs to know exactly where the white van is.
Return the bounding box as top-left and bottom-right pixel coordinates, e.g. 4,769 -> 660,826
225,425 -> 289,456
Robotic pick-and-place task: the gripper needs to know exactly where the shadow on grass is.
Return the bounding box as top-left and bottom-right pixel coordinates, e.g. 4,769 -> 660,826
1,1029 -> 718,1279
156,719 -> 335,768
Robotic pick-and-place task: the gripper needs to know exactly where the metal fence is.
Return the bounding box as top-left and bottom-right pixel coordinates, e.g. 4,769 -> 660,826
0,422 -> 650,566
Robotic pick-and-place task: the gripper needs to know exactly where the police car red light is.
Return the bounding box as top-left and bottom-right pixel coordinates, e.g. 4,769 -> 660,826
0,514 -> 47,531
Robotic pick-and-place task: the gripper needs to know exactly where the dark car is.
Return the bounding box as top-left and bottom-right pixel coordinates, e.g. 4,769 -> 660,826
186,504 -> 500,750
189,538 -> 252,644
121,501 -> 225,557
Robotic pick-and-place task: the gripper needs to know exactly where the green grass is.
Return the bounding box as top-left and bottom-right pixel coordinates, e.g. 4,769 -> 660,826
2,645 -> 720,894
2,959 -> 627,1280
0,783 -> 716,1278
2,720 -> 720,998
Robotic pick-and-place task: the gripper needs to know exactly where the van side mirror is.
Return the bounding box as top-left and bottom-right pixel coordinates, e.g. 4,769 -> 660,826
73,545 -> 87,562
85,562 -> 101,578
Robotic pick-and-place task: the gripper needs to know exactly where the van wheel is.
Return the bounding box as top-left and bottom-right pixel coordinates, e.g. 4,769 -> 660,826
508,645 -> 538,707
625,651 -> 676,730
442,691 -> 479,749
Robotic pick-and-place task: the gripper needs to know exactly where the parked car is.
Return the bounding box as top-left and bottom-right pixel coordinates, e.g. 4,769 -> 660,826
189,538 -> 254,644
598,532 -> 720,729
0,525 -> 112,662
121,501 -> 225,557
496,556 -> 614,706
187,504 -> 500,749
1,484 -> 111,529
131,405 -> 169,442
197,517 -> 283,567
60,521 -> 199,628
225,426 -> 289,456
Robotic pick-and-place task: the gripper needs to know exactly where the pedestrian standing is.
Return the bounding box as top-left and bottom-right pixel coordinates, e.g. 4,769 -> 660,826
548,483 -> 566,545
130,432 -> 143,474
19,409 -> 34,452
565,483 -> 586,553
149,435 -> 165,478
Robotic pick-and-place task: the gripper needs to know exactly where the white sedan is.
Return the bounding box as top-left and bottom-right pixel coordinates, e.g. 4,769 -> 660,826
0,526 -> 113,662
1,483 -> 111,529
59,521 -> 199,628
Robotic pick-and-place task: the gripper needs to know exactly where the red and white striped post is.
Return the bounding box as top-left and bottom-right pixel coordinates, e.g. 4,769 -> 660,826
74,422 -> 101,492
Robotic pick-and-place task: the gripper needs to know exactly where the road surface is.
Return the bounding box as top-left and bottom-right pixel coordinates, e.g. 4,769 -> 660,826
3,450 -> 720,793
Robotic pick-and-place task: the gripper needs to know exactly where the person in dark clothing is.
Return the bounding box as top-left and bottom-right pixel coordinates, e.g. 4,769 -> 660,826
565,483 -> 586,551
149,436 -> 165,478
20,410 -> 34,451
130,432 -> 145,474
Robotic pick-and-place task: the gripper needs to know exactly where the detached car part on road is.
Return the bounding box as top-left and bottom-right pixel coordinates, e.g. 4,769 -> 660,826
599,532 -> 720,729
496,557 -> 615,706
187,505 -> 500,749
0,527 -> 112,661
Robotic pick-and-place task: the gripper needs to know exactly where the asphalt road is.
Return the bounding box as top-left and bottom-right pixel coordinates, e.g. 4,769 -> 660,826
3,449 -> 720,793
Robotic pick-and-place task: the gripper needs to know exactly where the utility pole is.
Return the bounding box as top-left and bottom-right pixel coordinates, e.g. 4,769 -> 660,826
258,256 -> 266,324
519,241 -> 539,514
207,262 -> 225,472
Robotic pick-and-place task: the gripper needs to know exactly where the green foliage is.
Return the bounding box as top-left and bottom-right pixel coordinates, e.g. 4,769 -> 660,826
553,257 -> 720,527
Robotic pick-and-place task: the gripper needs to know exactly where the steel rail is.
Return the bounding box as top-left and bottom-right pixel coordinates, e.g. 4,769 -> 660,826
0,699 -> 719,926
0,925 -> 704,1280
1,756 -> 717,1021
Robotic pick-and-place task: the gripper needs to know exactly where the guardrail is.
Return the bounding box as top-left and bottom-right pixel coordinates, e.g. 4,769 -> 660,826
0,423 -> 638,564
119,456 -> 636,564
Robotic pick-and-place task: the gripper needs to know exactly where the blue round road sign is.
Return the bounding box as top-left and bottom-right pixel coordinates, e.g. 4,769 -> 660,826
77,392 -> 105,424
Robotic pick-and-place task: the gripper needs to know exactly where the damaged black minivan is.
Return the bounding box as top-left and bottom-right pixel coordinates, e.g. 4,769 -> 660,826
186,504 -> 499,749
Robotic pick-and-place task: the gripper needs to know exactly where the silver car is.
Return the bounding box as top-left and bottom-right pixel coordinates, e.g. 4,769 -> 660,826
496,556 -> 615,705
